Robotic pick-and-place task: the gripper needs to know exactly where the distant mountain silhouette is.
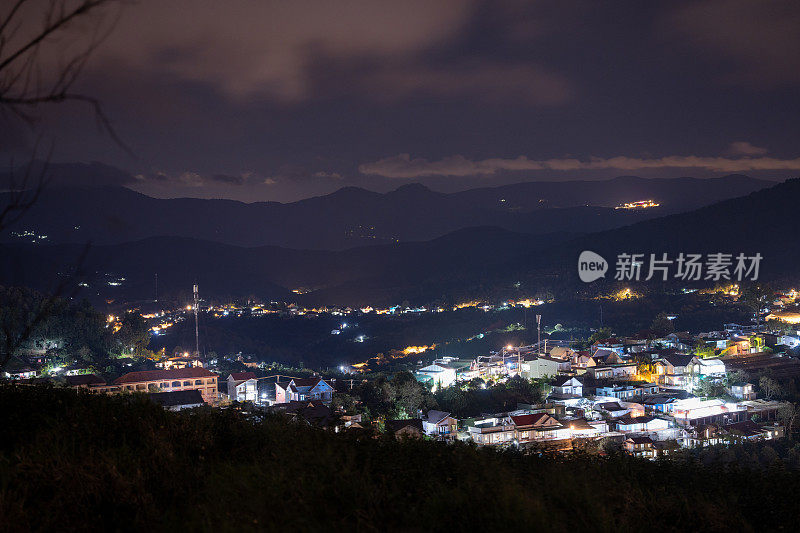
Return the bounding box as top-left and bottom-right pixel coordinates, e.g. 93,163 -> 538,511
1,175 -> 796,307
0,163 -> 773,250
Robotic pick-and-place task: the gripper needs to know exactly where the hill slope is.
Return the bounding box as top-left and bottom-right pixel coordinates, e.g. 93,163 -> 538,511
1,179 -> 798,306
2,386 -> 799,531
0,163 -> 773,249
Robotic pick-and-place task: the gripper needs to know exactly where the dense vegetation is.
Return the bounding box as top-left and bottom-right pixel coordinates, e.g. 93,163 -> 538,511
2,385 -> 799,531
0,286 -> 152,367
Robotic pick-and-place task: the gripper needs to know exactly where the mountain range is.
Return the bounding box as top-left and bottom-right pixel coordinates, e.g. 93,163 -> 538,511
1,175 -> 797,307
0,163 -> 772,250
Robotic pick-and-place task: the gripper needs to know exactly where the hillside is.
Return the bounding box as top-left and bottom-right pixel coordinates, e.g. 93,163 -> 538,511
2,385 -> 799,531
0,163 -> 773,249
0,227 -> 548,305
1,179 -> 798,306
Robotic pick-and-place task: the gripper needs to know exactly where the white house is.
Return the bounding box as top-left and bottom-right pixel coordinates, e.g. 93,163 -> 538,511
615,415 -> 670,433
730,382 -> 756,400
550,376 -> 583,397
653,354 -> 693,388
468,415 -> 516,446
416,363 -> 458,390
779,335 -> 800,348
520,356 -> 567,380
227,372 -> 258,402
423,410 -> 458,440
689,357 -> 726,378
275,377 -> 334,404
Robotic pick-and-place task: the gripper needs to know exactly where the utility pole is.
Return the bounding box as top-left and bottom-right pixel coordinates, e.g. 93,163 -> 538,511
154,273 -> 158,302
536,314 -> 542,355
193,283 -> 200,357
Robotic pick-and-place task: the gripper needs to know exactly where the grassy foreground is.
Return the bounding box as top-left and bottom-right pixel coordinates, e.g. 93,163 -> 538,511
1,385 -> 798,532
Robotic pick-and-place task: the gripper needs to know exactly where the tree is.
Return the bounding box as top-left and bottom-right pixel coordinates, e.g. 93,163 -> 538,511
726,369 -> 750,386
587,328 -> 612,346
778,403 -> 799,440
1,1 -> 123,138
330,393 -> 358,415
739,283 -> 773,330
695,378 -> 725,398
650,312 -> 675,338
392,372 -> 427,418
759,376 -> 783,401
0,0 -> 123,372
114,312 -> 150,356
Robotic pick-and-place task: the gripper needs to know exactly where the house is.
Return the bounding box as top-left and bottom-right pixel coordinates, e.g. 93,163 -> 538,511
590,348 -> 619,364
592,341 -> 624,355
596,385 -> 636,400
615,415 -> 670,433
653,354 -> 693,387
227,372 -> 258,402
566,418 -> 607,438
585,362 -> 636,381
671,398 -> 748,427
416,363 -> 458,390
623,436 -> 655,459
422,410 -> 458,440
779,334 -> 800,349
662,332 -> 693,352
642,395 -> 679,414
113,368 -> 219,404
511,413 -> 569,443
596,401 -> 630,418
156,356 -> 205,370
65,374 -> 106,389
468,416 -> 516,446
596,383 -> 659,400
571,351 -> 595,370
471,355 -> 508,379
689,357 -> 726,379
385,418 -> 424,439
724,420 -> 781,441
340,413 -> 363,430
586,366 -> 614,380
622,336 -> 649,354
550,376 -> 583,397
275,377 -> 334,404
520,356 -> 568,380
148,389 -> 205,411
729,382 -> 756,400
3,360 -> 36,380
64,364 -> 95,376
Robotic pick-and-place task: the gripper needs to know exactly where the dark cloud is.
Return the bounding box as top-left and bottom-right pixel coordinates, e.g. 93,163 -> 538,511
88,0 -> 479,103
666,0 -> 800,87
727,142 -> 769,157
210,173 -> 246,185
360,151 -> 800,179
6,1 -> 800,202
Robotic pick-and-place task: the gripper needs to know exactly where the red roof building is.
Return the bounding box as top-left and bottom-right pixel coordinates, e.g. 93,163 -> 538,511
113,368 -> 218,404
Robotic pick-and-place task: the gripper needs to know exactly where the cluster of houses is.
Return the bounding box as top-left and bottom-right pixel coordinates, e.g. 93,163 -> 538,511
55,356 -> 338,412
372,374 -> 788,455
406,326 -> 799,455
4,314 -> 799,456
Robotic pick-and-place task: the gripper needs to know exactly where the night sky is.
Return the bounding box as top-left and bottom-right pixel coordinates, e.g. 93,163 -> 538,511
4,0 -> 800,201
